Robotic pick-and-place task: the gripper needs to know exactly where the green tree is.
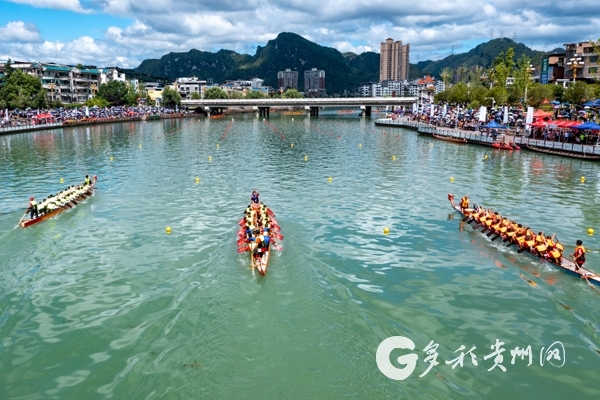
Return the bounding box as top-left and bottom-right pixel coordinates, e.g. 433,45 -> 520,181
447,82 -> 469,103
190,91 -> 201,100
282,88 -> 303,98
161,87 -> 181,108
492,48 -> 515,89
440,67 -> 453,88
0,68 -> 46,109
84,96 -> 110,108
526,83 -> 553,109
204,86 -> 228,99
469,86 -> 488,104
97,80 -> 130,106
228,91 -> 243,99
513,55 -> 533,103
551,85 -> 564,102
246,90 -> 266,99
564,81 -> 592,105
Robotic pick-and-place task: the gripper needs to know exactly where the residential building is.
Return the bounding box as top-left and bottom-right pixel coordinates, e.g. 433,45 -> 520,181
540,51 -> 565,84
304,68 -> 326,97
99,68 -> 126,85
416,75 -> 436,104
380,38 -> 410,82
564,41 -> 600,81
174,76 -> 207,100
277,69 -> 298,90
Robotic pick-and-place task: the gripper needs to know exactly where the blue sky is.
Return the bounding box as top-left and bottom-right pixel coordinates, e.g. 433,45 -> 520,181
0,0 -> 598,70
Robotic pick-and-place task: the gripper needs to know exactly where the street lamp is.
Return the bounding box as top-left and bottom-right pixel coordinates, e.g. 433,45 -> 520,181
48,81 -> 56,103
567,54 -> 584,82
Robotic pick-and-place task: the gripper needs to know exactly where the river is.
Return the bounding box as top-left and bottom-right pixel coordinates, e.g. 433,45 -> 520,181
0,115 -> 599,399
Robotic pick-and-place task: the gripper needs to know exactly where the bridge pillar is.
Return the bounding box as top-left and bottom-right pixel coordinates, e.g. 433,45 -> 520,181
364,106 -> 372,117
258,107 -> 270,117
309,107 -> 319,117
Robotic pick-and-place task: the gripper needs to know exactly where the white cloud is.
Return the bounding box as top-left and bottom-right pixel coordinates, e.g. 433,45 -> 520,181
2,0 -> 598,69
8,0 -> 91,13
0,21 -> 42,42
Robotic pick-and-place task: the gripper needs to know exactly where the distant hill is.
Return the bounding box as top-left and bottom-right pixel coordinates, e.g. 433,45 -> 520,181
417,38 -> 547,76
134,35 -> 558,94
136,32 -> 378,94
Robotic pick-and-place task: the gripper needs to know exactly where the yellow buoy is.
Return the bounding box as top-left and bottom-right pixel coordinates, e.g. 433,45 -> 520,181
392,155 -> 396,161
60,178 -> 64,183
328,177 -> 332,182
216,144 -> 220,149
208,156 -> 212,162
359,143 -> 362,147
588,228 -> 594,235
430,142 -> 434,146
139,144 -> 142,148
383,227 -> 390,235
291,143 -> 294,148
450,177 -> 455,182
110,157 -> 113,161
166,226 -> 172,234
304,155 -> 308,161
580,176 -> 585,183
195,177 -> 200,184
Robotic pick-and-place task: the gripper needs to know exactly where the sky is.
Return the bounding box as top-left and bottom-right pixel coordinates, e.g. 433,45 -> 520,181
0,0 -> 598,70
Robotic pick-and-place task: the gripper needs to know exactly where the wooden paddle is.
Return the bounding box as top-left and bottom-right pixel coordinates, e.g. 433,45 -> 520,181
517,246 -> 530,253
491,234 -> 501,241
571,256 -> 598,290
17,210 -> 28,227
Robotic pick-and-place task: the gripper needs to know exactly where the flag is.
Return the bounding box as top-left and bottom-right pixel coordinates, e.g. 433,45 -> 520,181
479,106 -> 487,122
443,104 -> 447,117
503,107 -> 509,124
430,104 -> 435,117
85,106 -> 89,117
526,107 -> 534,125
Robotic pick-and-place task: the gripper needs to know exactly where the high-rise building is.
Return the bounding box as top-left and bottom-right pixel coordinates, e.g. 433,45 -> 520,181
380,38 -> 410,82
277,69 -> 298,90
304,68 -> 326,97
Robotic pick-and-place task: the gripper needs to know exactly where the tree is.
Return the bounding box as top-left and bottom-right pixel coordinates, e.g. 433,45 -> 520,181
492,48 -> 515,89
446,82 -> 469,104
203,86 -> 228,99
563,81 -> 592,105
440,67 -> 453,88
551,85 -> 565,102
282,88 -> 303,98
0,68 -> 46,109
527,83 -> 553,109
513,55 -> 533,102
97,80 -> 130,106
161,87 -> 181,108
246,90 -> 266,99
84,96 -> 109,108
228,91 -> 243,99
190,91 -> 202,100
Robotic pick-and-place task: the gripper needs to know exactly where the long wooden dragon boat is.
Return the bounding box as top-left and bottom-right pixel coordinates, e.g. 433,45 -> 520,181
236,202 -> 283,276
20,176 -> 97,228
448,193 -> 600,286
432,133 -> 467,144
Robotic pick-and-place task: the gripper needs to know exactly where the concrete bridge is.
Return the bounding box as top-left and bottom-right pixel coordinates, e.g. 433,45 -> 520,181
181,97 -> 417,117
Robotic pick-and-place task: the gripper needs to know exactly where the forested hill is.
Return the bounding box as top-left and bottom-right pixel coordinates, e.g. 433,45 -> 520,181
135,34 -> 557,94
135,32 -> 379,94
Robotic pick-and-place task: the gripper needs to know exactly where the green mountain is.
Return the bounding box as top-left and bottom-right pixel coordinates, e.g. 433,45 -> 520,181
135,32 -> 378,94
418,38 -> 546,76
134,35 -> 555,94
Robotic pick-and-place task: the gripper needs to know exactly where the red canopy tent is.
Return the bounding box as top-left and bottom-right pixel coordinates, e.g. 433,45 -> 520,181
530,120 -> 550,127
533,109 -> 554,118
31,113 -> 55,124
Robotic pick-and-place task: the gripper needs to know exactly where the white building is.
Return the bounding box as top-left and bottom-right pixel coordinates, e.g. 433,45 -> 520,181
174,76 -> 207,100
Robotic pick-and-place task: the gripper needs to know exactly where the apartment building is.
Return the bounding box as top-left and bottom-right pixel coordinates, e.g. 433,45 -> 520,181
277,69 -> 298,91
380,38 -> 410,82
564,41 -> 600,81
304,68 -> 326,97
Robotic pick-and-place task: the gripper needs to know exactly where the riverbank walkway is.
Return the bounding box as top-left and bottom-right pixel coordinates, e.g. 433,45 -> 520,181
375,117 -> 600,160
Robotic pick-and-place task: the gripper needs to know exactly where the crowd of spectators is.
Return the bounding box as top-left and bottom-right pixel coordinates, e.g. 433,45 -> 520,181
0,106 -> 193,129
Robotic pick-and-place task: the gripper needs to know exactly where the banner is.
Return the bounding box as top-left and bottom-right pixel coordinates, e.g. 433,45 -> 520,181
430,104 -> 435,117
412,103 -> 417,113
503,106 -> 509,124
479,106 -> 487,122
4,108 -> 8,121
526,106 -> 534,125
443,104 -> 447,117
85,106 -> 89,117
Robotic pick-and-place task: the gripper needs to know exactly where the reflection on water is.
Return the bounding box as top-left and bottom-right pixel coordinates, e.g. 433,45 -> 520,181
1,116 -> 600,399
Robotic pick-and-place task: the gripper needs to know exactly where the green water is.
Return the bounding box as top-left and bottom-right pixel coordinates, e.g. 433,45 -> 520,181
1,116 -> 599,399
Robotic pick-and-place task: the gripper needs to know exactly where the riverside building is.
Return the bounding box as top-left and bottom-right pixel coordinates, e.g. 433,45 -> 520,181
380,38 -> 410,82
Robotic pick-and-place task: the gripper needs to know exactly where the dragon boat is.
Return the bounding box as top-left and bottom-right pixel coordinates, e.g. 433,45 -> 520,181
236,202 -> 283,276
20,176 -> 97,228
448,193 -> 600,286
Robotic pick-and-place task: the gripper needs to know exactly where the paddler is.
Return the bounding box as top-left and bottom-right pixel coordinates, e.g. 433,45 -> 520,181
572,240 -> 586,271
460,195 -> 469,212
27,197 -> 39,219
250,190 -> 260,205
84,175 -> 91,186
